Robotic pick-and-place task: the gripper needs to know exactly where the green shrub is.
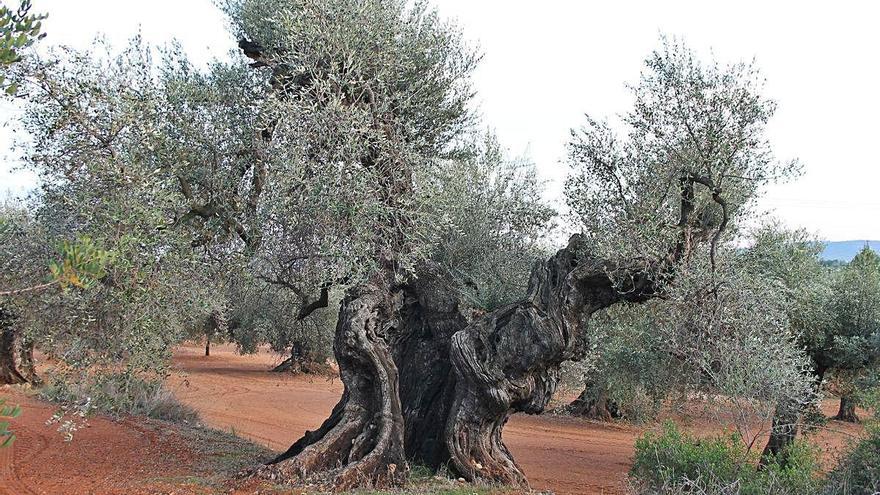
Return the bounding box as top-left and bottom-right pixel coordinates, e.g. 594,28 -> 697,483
40,372 -> 199,424
0,398 -> 21,448
823,424 -> 880,494
822,375 -> 880,494
630,422 -> 820,495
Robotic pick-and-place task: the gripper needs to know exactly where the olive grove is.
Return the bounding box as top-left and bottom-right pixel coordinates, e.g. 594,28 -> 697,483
0,0 -> 836,491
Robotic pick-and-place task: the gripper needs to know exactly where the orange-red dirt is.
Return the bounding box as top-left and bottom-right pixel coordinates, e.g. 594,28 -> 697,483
0,391 -> 209,495
0,344 -> 865,495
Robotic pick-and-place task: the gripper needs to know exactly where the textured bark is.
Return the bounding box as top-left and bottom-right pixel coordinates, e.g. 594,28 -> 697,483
258,234 -> 683,489
567,382 -> 622,421
253,281 -> 408,490
394,270 -> 469,469
0,308 -> 26,385
835,395 -> 859,423
444,236 -> 663,484
17,338 -> 41,386
760,404 -> 799,466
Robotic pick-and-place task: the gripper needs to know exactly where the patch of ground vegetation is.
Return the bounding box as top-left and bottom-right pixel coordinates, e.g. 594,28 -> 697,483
39,371 -> 200,424
630,422 -> 822,495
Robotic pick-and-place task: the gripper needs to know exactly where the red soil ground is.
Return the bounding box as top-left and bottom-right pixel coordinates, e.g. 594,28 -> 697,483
0,391 -> 209,495
0,344 -> 866,495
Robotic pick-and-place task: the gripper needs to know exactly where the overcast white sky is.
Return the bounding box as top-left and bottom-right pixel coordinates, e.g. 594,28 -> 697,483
2,0 -> 878,240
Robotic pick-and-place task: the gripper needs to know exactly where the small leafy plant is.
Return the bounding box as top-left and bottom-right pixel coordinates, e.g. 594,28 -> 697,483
0,397 -> 22,448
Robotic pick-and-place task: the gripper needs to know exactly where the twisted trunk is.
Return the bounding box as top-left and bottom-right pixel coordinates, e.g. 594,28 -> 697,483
255,281 -> 407,489
259,235 -> 679,488
444,237 -> 662,484
835,395 -> 859,423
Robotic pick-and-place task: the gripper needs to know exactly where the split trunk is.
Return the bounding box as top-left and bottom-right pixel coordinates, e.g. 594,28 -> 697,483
255,236 -> 670,489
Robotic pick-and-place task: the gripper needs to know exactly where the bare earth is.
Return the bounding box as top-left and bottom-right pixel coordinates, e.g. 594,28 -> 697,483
0,344 -> 865,495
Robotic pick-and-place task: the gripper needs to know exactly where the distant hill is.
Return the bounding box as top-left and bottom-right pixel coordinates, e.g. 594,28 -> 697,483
820,240 -> 880,262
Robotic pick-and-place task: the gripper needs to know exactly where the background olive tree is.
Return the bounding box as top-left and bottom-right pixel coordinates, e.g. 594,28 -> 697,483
825,247 -> 880,422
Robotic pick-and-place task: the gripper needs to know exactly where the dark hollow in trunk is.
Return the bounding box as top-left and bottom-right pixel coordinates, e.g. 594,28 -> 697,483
205,338 -> 210,357
835,395 -> 859,423
567,382 -> 622,421
0,308 -> 26,386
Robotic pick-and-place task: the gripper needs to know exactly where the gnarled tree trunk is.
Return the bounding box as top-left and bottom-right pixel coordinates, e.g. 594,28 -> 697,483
835,395 -> 859,423
567,381 -> 622,421
443,237 -> 663,484
0,307 -> 26,385
254,280 -> 408,490
256,234 -> 683,489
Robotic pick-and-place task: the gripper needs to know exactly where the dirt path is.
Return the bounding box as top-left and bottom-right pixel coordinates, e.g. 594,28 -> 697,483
0,391 -> 209,495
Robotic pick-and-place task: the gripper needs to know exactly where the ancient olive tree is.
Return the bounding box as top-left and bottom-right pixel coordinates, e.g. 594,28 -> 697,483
13,1 -> 797,487
217,4 -> 797,483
